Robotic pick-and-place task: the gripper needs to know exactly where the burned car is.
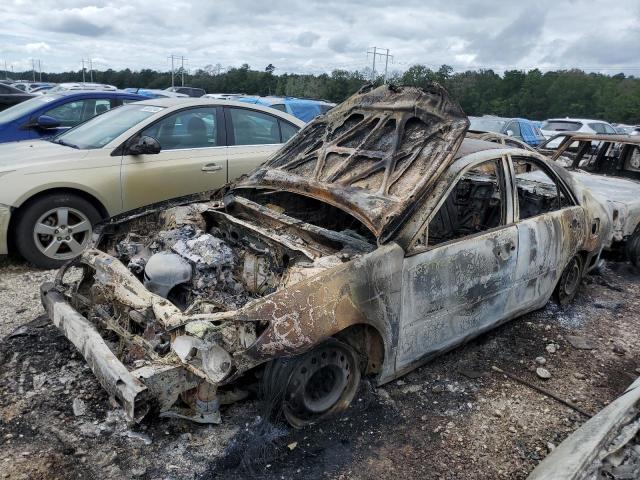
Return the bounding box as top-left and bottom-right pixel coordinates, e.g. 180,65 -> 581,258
539,133 -> 640,266
41,84 -> 610,427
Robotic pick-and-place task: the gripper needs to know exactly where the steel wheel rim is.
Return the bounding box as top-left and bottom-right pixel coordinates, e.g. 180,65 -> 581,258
33,207 -> 92,260
283,343 -> 358,426
563,258 -> 581,298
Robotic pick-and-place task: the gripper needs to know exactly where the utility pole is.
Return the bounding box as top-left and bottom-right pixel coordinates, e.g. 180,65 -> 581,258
168,55 -> 187,88
81,59 -> 86,83
38,59 -> 42,82
367,47 -> 393,83
180,56 -> 185,86
89,59 -> 93,82
31,59 -> 36,82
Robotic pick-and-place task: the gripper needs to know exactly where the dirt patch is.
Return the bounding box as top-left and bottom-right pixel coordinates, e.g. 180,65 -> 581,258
0,256 -> 56,338
1,260 -> 639,479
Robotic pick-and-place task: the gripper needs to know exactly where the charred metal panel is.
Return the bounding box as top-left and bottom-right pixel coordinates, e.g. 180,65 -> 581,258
235,243 -> 405,383
512,208 -> 585,308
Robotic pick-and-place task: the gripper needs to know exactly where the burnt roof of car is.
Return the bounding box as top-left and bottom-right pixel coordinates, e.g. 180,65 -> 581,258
233,83 -> 470,238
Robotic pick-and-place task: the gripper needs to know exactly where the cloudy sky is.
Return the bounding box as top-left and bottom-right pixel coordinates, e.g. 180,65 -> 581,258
1,0 -> 639,76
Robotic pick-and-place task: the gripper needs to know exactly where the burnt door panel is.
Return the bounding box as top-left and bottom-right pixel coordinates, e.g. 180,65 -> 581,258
396,225 -> 518,370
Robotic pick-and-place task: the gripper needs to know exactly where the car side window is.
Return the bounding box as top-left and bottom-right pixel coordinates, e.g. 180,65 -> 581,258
280,121 -> 298,142
514,158 -> 573,220
229,108 -> 281,145
427,159 -> 505,247
42,100 -> 93,127
141,107 -> 217,150
603,124 -> 617,134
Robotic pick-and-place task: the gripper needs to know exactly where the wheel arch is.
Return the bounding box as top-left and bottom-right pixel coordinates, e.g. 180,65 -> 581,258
333,323 -> 386,376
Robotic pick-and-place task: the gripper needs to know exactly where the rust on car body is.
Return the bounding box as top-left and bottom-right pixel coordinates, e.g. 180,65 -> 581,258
41,84 -> 611,425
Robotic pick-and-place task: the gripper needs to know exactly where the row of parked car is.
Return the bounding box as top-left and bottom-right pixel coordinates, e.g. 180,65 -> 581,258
469,114 -> 640,148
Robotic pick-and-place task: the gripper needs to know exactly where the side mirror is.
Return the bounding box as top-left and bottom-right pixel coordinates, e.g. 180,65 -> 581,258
506,129 -> 514,137
126,135 -> 161,155
36,115 -> 61,129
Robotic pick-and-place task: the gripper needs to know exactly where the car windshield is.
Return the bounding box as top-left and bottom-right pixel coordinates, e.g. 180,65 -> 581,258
54,103 -> 164,149
0,94 -> 61,123
541,120 -> 583,131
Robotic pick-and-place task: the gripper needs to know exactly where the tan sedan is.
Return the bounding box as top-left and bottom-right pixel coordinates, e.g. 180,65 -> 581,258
0,98 -> 304,267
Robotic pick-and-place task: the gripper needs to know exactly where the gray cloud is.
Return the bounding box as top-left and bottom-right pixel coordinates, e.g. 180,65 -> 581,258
2,0 -> 638,75
295,31 -> 320,47
47,15 -> 112,37
469,4 -> 547,64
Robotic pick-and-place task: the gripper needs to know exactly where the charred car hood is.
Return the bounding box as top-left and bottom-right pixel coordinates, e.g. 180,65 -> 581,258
233,84 -> 469,240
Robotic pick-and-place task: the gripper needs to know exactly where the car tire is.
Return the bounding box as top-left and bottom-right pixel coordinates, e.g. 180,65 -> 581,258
625,226 -> 640,268
554,255 -> 584,306
262,339 -> 362,428
14,193 -> 101,269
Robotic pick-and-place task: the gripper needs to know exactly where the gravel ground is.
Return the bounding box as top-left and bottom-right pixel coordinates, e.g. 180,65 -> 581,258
0,257 -> 56,338
0,258 -> 639,479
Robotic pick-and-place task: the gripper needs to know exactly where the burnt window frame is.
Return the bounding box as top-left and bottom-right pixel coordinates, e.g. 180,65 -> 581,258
406,154 -> 513,255
509,154 -> 577,222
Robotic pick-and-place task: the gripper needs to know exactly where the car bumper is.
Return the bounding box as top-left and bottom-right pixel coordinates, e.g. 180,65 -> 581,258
40,281 -> 200,422
0,204 -> 11,255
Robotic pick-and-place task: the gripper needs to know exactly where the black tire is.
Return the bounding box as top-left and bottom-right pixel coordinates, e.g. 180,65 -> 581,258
625,227 -> 640,268
262,339 -> 362,428
554,255 -> 584,306
14,193 -> 101,269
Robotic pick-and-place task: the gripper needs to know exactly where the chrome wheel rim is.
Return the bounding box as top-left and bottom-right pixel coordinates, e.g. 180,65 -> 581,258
32,207 -> 92,260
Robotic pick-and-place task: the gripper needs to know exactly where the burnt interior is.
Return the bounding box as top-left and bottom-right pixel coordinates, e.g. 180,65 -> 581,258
428,173 -> 503,246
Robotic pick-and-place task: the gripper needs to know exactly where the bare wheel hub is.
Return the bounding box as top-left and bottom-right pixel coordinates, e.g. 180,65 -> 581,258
283,342 -> 359,426
33,207 -> 92,261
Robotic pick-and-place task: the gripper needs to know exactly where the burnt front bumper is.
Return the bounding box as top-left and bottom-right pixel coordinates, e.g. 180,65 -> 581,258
40,282 -> 199,422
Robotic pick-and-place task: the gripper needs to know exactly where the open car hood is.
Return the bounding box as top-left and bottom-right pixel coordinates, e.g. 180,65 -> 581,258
233,83 -> 469,239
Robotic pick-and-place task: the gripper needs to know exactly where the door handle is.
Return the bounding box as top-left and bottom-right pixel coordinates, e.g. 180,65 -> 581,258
493,241 -> 515,260
202,163 -> 222,172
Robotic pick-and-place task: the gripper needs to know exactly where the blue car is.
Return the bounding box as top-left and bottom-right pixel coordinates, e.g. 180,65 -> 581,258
469,116 -> 547,147
0,90 -> 145,143
236,96 -> 335,122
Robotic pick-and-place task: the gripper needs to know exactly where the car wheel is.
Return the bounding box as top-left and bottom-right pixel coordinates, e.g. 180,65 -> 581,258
262,339 -> 361,428
625,227 -> 640,268
15,193 -> 101,269
554,255 -> 584,306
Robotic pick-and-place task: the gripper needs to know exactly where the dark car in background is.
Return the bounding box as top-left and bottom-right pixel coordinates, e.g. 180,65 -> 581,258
469,115 -> 547,146
0,90 -> 145,143
0,83 -> 34,111
165,86 -> 206,97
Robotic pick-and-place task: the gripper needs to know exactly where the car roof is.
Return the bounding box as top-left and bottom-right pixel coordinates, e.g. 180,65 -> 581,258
454,137 -> 507,158
545,118 -> 612,124
48,90 -> 144,99
135,97 -> 305,126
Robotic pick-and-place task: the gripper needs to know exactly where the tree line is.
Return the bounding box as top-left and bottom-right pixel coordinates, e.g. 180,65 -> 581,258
13,63 -> 640,124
